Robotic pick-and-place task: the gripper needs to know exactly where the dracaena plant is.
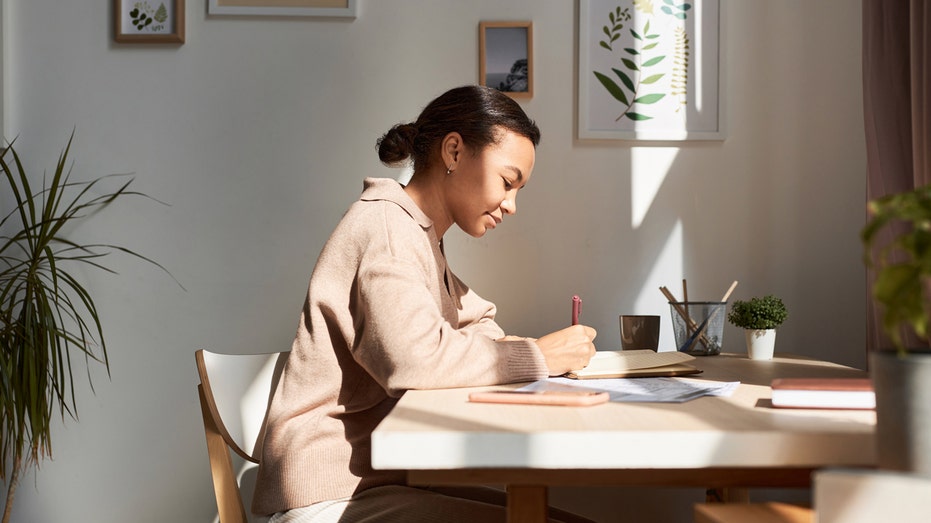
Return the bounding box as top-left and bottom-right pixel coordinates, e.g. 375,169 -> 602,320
0,133 -> 174,523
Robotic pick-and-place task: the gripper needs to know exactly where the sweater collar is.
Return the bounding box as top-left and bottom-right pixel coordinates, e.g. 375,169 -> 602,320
359,177 -> 433,230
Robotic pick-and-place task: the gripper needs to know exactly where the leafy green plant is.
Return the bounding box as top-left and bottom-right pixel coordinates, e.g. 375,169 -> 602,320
861,185 -> 931,352
727,295 -> 788,330
593,17 -> 667,122
598,6 -> 631,51
661,0 -> 693,20
0,133 -> 174,523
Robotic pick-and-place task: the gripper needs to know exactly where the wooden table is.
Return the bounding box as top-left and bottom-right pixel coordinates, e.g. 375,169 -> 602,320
371,353 -> 875,522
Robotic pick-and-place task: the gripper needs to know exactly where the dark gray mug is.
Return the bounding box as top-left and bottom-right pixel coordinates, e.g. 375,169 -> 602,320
619,315 -> 660,351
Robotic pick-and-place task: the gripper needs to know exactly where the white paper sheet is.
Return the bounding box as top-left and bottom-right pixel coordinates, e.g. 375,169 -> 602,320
516,376 -> 739,403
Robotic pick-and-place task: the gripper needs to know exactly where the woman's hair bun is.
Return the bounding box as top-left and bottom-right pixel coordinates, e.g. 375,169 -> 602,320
376,123 -> 418,166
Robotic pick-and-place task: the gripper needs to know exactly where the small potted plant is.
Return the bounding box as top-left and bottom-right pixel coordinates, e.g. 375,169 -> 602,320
727,295 -> 788,360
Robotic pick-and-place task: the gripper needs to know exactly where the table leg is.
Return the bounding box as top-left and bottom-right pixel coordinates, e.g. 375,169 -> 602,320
506,485 -> 548,523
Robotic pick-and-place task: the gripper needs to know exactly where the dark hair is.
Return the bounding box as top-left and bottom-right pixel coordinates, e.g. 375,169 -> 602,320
376,85 -> 541,173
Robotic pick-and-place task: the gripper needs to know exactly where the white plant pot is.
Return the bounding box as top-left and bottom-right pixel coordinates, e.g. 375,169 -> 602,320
745,329 -> 777,360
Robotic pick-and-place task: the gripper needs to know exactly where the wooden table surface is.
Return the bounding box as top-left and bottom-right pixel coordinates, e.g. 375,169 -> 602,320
371,353 -> 875,522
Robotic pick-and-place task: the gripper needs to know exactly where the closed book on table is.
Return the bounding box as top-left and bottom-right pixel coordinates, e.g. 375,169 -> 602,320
770,378 -> 874,410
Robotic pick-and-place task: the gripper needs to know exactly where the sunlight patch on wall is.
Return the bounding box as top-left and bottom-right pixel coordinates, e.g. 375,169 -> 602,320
631,147 -> 677,228
634,219 -> 683,343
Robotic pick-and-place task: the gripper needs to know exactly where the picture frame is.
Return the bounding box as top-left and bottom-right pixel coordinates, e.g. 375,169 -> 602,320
207,0 -> 357,18
479,21 -> 533,99
578,0 -> 724,141
113,0 -> 185,44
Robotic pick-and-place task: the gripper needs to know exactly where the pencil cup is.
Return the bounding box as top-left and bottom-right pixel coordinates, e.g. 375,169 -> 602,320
619,315 -> 660,351
669,301 -> 726,356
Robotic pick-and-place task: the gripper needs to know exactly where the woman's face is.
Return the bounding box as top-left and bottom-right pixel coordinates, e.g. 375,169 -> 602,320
446,129 -> 536,238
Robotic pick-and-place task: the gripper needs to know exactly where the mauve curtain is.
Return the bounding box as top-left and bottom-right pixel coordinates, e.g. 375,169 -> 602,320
863,0 -> 931,353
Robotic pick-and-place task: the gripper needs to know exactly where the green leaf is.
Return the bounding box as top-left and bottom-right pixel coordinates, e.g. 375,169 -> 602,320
643,42 -> 659,50
626,112 -> 653,121
593,71 -> 629,105
621,58 -> 639,71
631,29 -> 642,40
600,41 -> 612,51
641,73 -> 664,84
661,6 -> 673,15
603,26 -> 611,37
675,12 -> 687,19
634,93 -> 666,104
624,47 -> 639,55
642,55 -> 667,67
612,68 -> 635,92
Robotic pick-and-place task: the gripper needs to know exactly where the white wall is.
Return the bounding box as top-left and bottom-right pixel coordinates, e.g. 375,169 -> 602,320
2,1 -> 864,521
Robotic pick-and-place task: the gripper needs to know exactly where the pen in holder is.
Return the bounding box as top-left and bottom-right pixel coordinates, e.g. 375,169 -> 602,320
668,301 -> 726,355
660,281 -> 737,356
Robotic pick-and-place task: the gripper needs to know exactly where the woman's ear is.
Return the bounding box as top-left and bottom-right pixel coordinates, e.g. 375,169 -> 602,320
440,132 -> 463,171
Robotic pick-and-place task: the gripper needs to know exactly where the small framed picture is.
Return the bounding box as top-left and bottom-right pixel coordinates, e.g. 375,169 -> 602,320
114,0 -> 185,44
479,21 -> 533,99
207,0 -> 357,17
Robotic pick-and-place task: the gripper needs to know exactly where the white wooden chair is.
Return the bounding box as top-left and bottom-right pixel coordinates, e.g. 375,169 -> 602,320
196,349 -> 289,523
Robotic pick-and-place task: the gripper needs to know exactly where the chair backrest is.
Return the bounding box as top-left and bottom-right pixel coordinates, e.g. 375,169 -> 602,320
196,349 -> 288,523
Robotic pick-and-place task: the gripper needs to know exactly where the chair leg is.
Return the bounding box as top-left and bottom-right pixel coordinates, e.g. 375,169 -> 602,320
706,487 -> 750,503
506,485 -> 548,523
199,384 -> 249,523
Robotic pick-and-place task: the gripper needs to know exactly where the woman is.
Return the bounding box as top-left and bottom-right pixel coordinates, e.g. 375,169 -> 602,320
253,85 -> 597,522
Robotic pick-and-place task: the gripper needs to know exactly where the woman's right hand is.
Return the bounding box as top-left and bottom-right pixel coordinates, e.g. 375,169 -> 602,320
535,325 -> 597,376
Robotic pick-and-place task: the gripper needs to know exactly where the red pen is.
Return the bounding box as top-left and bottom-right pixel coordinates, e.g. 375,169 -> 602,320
571,295 -> 582,325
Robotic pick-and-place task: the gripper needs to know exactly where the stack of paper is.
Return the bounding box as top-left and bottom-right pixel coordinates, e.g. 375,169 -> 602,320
566,350 -> 700,379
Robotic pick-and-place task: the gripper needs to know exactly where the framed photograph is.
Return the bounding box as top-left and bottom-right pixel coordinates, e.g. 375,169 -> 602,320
480,21 -> 533,99
207,0 -> 357,17
113,0 -> 185,43
578,0 -> 724,140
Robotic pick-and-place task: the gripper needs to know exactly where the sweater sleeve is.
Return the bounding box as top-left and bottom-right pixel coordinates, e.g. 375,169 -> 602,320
352,254 -> 548,396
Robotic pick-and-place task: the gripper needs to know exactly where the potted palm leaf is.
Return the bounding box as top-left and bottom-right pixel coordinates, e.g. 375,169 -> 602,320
862,184 -> 931,477
0,133 -> 174,522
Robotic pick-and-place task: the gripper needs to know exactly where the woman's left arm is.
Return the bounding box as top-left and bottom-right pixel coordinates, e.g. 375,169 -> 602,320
451,273 -> 507,339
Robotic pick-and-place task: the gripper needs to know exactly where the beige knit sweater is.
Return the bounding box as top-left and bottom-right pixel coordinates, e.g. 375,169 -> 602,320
252,178 -> 549,515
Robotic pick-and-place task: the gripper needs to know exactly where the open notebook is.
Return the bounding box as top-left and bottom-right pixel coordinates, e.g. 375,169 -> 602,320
566,350 -> 700,379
